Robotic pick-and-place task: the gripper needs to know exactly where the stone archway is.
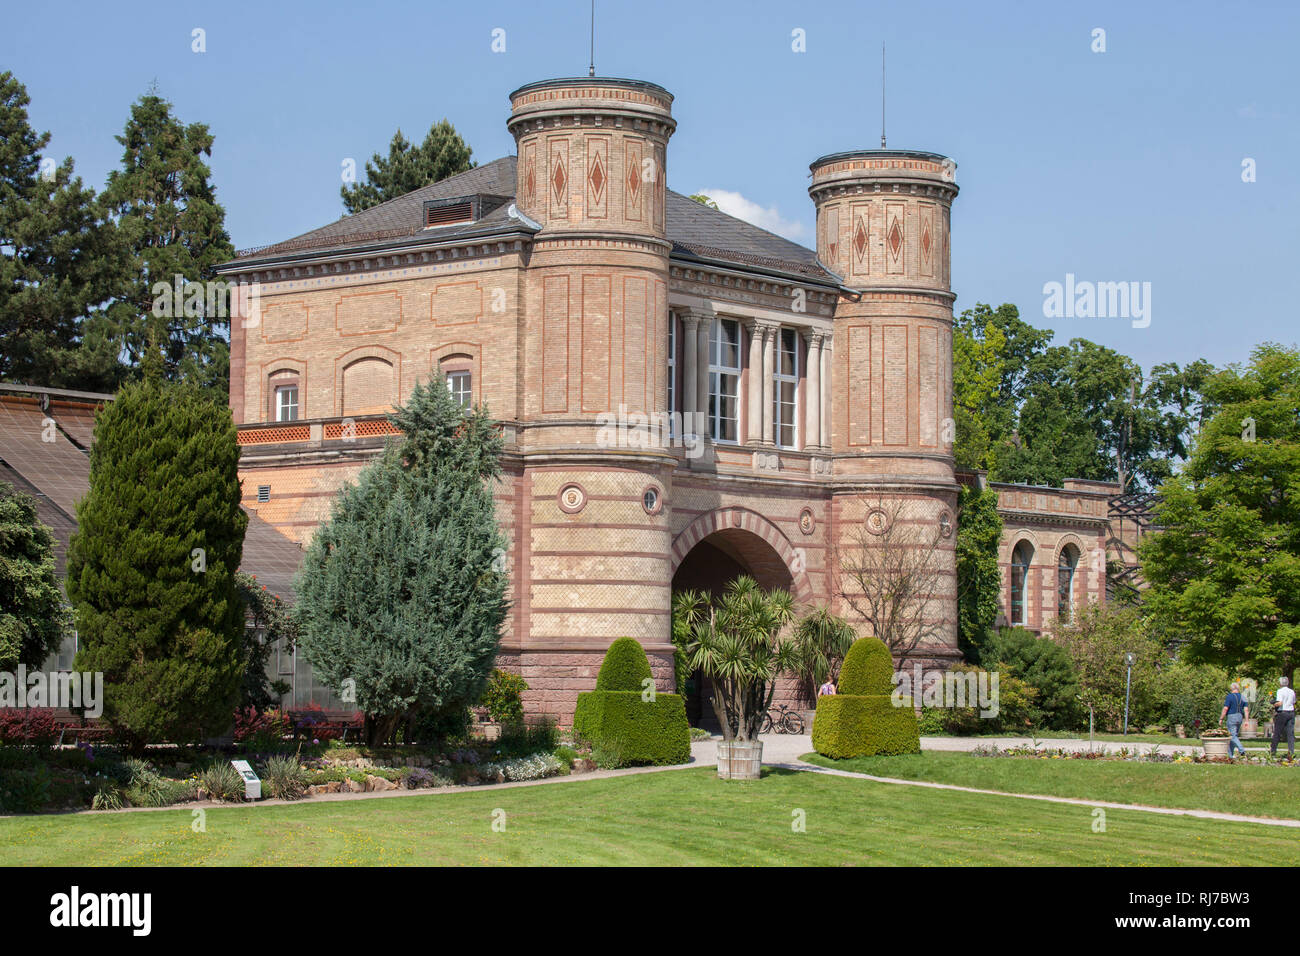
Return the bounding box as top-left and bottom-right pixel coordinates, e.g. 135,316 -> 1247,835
669,508 -> 812,727
669,507 -> 812,603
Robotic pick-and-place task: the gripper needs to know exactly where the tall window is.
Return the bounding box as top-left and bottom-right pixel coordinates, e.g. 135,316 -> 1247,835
1057,545 -> 1079,623
274,385 -> 299,422
446,370 -> 472,407
708,317 -> 740,442
773,327 -> 799,447
666,313 -> 677,434
1010,540 -> 1033,626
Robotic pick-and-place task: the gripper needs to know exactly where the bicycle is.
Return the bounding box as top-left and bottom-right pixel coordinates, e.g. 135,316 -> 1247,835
761,703 -> 806,735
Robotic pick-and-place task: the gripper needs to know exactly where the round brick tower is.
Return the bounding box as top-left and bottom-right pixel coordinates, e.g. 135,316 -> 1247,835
504,78 -> 679,718
809,149 -> 962,667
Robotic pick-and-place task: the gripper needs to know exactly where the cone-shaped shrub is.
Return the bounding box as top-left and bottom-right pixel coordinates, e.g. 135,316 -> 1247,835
812,636 -> 918,758
838,636 -> 894,695
595,636 -> 654,691
574,638 -> 689,766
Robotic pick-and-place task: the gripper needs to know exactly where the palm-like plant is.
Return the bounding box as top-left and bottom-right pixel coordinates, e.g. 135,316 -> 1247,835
790,607 -> 857,700
674,577 -> 798,742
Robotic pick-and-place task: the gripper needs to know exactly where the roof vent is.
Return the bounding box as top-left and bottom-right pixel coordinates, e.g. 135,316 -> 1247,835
425,201 -> 474,227
421,194 -> 511,230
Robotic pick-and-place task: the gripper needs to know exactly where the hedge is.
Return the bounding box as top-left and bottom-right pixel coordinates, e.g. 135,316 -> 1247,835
573,691 -> 691,766
812,637 -> 918,758
595,637 -> 654,691
575,638 -> 689,767
838,636 -> 894,696
811,695 -> 920,758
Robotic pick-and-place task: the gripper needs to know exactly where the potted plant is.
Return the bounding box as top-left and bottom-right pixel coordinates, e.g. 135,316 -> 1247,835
1169,693 -> 1197,739
1200,727 -> 1232,757
1231,678 -> 1261,737
673,577 -> 798,780
1253,688 -> 1275,739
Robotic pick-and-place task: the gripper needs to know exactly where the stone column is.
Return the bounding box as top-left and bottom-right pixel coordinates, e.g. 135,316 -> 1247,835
695,313 -> 711,438
681,313 -> 699,431
820,331 -> 832,448
760,322 -> 776,445
746,321 -> 763,444
805,329 -> 822,450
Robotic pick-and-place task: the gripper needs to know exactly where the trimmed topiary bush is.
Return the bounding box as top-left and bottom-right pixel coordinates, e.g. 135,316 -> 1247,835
574,692 -> 691,765
838,636 -> 894,695
574,638 -> 690,767
812,637 -> 919,758
811,696 -> 920,758
595,637 -> 655,691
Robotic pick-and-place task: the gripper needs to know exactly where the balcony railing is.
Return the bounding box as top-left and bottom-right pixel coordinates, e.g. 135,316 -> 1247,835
236,415 -> 400,447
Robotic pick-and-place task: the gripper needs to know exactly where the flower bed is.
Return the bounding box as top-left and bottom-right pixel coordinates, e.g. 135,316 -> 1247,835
0,732 -> 590,814
970,743 -> 1296,766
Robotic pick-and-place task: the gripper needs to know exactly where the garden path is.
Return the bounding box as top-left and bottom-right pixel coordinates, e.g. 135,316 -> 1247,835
77,734 -> 1295,827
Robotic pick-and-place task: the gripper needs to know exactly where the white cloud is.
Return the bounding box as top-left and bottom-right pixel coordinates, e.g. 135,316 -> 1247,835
696,188 -> 807,241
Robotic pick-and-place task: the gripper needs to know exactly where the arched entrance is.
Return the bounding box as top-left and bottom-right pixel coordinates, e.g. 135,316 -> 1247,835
669,508 -> 809,727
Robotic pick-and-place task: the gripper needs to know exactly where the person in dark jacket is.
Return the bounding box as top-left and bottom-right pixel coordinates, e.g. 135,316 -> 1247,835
1220,682 -> 1250,757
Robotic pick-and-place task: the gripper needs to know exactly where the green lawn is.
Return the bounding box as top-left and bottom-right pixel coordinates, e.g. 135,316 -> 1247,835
804,750 -> 1300,819
0,766 -> 1295,866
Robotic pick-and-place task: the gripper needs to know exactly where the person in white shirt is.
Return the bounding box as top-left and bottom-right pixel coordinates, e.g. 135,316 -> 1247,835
1270,676 -> 1296,759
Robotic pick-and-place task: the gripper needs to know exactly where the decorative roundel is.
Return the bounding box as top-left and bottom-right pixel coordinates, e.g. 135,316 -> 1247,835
799,507 -> 816,535
557,483 -> 587,514
938,510 -> 954,538
642,484 -> 663,515
865,507 -> 890,536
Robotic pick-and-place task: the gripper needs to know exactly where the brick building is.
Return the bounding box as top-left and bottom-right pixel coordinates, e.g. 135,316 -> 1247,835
210,74 -> 1107,722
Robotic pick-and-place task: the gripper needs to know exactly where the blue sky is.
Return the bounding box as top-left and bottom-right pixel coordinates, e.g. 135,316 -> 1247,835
4,0 -> 1296,372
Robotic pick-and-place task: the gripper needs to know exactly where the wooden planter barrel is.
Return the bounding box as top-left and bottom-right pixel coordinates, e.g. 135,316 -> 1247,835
1201,736 -> 1232,757
716,739 -> 763,780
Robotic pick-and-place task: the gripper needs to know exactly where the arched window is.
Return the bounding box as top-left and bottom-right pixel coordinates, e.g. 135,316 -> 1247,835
1010,540 -> 1033,626
341,356 -> 395,416
437,352 -> 474,408
267,367 -> 302,422
1058,544 -> 1079,623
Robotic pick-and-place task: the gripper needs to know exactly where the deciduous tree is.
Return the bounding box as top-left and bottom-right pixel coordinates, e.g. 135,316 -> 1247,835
836,499 -> 948,665
955,483 -> 1003,660
1141,344 -> 1300,680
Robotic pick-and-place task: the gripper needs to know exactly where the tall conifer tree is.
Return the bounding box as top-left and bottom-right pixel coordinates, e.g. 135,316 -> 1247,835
101,90 -> 234,397
67,367 -> 247,749
0,71 -> 123,390
294,379 -> 507,746
340,120 -> 474,214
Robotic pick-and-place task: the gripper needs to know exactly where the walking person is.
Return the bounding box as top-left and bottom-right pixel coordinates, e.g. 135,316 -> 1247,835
817,677 -> 836,697
1271,676 -> 1296,759
1220,682 -> 1250,757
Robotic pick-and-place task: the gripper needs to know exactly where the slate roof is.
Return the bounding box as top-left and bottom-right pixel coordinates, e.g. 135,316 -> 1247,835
226,156 -> 839,286
0,388 -> 305,601
240,509 -> 306,602
0,395 -> 95,518
226,157 -> 527,268
0,460 -> 77,579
